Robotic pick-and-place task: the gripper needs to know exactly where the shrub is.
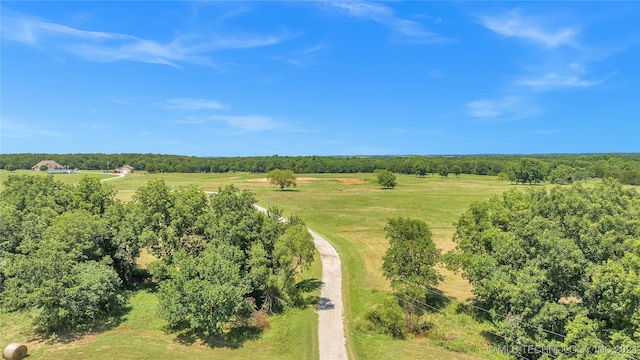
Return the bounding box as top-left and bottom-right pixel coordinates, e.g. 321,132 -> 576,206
364,296 -> 405,338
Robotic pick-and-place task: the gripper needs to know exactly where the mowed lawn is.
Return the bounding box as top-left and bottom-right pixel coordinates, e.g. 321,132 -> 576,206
1,170 -> 523,359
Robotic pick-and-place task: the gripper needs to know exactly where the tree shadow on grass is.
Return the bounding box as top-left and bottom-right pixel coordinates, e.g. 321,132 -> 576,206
173,325 -> 262,349
171,278 -> 323,349
31,277 -> 160,344
422,288 -> 451,311
296,278 -> 322,307
36,302 -> 133,345
460,297 -> 495,322
480,329 -> 504,345
129,279 -> 158,293
296,278 -> 322,292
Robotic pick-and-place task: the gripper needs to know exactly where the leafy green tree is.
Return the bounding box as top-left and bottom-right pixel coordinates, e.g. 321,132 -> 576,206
382,217 -> 442,292
206,185 -> 272,252
452,165 -> 462,177
267,169 -> 297,190
72,176 -> 115,215
413,162 -> 428,177
132,179 -> 174,260
549,164 -> 575,185
376,169 -> 397,189
103,201 -> 141,285
621,168 -> 640,185
3,210 -> 123,334
438,165 -> 449,178
0,202 -> 21,254
1,175 -> 72,215
382,217 -> 442,331
364,295 -> 405,338
274,224 -> 315,304
446,180 -> 640,356
512,158 -> 547,184
156,244 -> 250,336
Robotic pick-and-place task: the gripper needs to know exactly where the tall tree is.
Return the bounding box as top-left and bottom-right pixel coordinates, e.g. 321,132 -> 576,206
382,217 -> 442,331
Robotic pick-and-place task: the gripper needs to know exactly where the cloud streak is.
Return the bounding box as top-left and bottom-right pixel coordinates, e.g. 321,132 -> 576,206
517,72 -> 605,91
210,115 -> 283,131
157,98 -> 228,110
0,118 -> 66,139
1,9 -> 293,67
477,10 -> 578,48
161,97 -> 284,131
323,1 -> 450,44
465,96 -> 541,120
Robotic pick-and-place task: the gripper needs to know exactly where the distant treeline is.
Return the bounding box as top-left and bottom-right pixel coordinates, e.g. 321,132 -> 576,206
1,153 -> 639,184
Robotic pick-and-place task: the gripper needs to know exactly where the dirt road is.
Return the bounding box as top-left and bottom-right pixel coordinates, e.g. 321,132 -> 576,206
254,205 -> 348,359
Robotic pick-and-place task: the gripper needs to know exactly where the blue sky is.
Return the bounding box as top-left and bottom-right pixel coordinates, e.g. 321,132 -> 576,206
1,1 -> 639,156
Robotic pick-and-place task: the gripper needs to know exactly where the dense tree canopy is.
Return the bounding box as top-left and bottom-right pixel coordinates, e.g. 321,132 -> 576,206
507,158 -> 547,185
146,184 -> 316,334
446,180 -> 640,358
0,175 -> 315,337
0,176 -> 130,334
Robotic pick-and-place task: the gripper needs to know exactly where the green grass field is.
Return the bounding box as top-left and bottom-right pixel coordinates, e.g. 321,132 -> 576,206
0,170 -> 539,359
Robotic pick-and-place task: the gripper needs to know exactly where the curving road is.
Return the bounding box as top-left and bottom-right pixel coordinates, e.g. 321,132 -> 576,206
254,205 -> 348,360
98,173 -> 125,182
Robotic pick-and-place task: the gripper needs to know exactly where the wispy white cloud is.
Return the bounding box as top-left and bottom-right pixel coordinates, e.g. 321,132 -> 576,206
0,118 -> 66,139
209,115 -> 283,131
322,1 -> 450,43
271,42 -> 328,67
1,9 -> 293,67
326,1 -> 392,20
157,98 -> 228,110
518,72 -> 604,90
516,62 -> 610,91
465,96 -> 541,120
171,114 -> 284,131
477,10 -> 579,48
473,6 -> 611,115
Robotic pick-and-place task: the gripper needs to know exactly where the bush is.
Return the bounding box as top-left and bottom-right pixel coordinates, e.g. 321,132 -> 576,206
375,169 -> 397,189
364,296 -> 405,338
248,310 -> 270,331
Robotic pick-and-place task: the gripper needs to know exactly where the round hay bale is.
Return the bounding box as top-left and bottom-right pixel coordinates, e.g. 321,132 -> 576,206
2,343 -> 28,360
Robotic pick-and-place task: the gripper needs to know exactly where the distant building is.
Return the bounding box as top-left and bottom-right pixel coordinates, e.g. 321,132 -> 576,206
114,165 -> 134,174
32,160 -> 63,171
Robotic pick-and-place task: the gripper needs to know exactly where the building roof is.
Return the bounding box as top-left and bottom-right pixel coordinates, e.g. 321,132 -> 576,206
32,160 -> 63,169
